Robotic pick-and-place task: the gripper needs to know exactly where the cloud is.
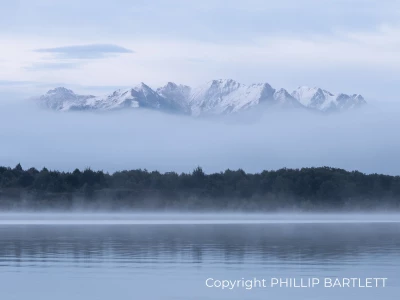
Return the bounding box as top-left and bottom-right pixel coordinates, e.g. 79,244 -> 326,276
0,80 -> 37,86
34,44 -> 134,59
1,24 -> 400,101
0,98 -> 400,175
25,62 -> 83,71
2,0 -> 399,43
23,44 -> 134,72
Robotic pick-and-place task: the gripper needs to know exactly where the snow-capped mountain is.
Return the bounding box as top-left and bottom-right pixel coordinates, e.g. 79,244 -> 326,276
156,82 -> 191,114
39,83 -> 188,113
37,79 -> 366,115
291,86 -> 366,112
38,87 -> 96,111
96,83 -> 186,112
189,79 -> 302,116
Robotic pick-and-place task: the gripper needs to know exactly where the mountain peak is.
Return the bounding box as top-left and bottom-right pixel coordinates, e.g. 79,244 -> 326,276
292,86 -> 364,111
165,82 -> 178,89
47,87 -> 75,95
39,87 -> 94,111
209,79 -> 239,87
352,94 -> 365,101
275,88 -> 290,96
133,82 -> 152,90
156,82 -> 191,114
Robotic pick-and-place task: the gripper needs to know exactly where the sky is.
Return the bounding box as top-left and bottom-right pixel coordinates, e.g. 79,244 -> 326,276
1,0 -> 400,100
1,0 -> 400,175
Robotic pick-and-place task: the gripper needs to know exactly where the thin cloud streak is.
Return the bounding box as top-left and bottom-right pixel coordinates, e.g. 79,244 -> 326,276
25,62 -> 83,71
34,44 -> 134,59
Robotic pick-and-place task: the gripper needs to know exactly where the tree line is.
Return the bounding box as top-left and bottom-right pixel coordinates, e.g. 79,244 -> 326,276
0,164 -> 399,210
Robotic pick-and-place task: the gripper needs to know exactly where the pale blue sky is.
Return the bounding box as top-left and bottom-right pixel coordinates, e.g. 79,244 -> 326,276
1,0 -> 400,100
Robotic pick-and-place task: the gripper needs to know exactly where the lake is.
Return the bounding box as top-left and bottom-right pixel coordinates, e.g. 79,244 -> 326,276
0,214 -> 399,300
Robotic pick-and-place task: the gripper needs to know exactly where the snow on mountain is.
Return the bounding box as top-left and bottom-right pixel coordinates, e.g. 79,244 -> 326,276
97,83 -> 184,112
90,88 -> 141,110
291,86 -> 366,112
40,83 -> 189,113
37,80 -> 366,115
190,79 -> 260,116
336,93 -> 366,110
189,79 -> 301,116
271,88 -> 303,108
156,82 -> 191,114
38,87 -> 95,111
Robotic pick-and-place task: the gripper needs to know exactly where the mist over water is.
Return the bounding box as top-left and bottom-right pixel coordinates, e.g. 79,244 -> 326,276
1,96 -> 400,175
0,219 -> 399,300
1,213 -> 400,224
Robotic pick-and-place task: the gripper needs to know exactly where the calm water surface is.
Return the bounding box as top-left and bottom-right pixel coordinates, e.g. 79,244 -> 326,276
0,220 -> 399,299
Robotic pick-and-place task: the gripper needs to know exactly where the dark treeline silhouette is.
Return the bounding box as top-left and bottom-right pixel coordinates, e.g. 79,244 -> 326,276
0,164 -> 400,211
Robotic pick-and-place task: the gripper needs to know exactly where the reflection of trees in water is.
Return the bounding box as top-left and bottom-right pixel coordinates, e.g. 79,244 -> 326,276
0,224 -> 399,267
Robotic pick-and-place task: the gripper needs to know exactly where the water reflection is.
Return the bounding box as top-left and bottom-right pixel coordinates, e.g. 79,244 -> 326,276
0,224 -> 399,268
0,223 -> 399,300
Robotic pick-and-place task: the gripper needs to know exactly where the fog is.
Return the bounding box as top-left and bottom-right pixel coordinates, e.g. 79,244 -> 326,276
1,212 -> 400,225
1,96 -> 400,175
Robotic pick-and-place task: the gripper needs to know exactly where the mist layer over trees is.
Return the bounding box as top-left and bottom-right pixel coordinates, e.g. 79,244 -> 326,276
2,98 -> 400,176
1,164 -> 399,211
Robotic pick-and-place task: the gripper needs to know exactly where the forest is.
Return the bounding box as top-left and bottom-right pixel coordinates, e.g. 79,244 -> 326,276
0,164 -> 399,211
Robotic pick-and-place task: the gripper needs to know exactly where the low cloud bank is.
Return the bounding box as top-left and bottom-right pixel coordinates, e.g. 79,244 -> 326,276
0,96 -> 399,175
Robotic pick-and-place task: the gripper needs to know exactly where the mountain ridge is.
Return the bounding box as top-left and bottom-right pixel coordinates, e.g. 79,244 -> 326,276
37,79 -> 367,115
